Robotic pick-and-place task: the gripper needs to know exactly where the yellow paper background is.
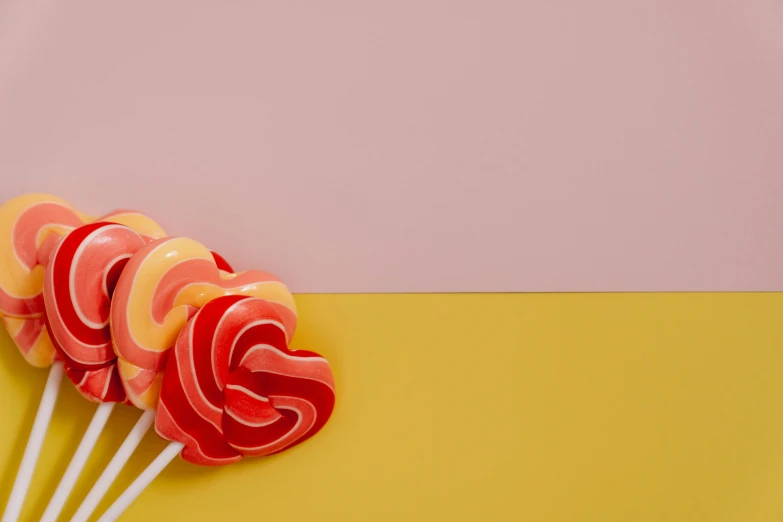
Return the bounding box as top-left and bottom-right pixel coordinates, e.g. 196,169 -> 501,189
0,293 -> 782,521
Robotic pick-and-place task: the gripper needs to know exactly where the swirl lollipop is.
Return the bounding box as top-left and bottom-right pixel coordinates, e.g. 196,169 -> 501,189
97,295 -> 336,521
45,222 -> 156,401
0,194 -> 92,522
36,221 -> 153,522
0,194 -> 91,360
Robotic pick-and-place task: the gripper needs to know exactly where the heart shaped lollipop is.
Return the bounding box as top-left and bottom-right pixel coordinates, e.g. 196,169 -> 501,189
37,213 -> 170,522
96,295 -> 335,521
156,294 -> 336,465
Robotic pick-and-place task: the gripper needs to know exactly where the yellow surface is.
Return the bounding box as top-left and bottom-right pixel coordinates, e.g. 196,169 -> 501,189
0,293 -> 782,521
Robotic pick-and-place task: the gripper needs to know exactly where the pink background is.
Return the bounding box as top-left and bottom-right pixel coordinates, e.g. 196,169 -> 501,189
1,1 -> 781,293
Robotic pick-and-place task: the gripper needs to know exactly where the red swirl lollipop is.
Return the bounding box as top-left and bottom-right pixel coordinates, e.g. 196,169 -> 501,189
38,218 -> 164,522
43,222 -> 148,403
156,294 -> 336,465
94,295 -> 336,521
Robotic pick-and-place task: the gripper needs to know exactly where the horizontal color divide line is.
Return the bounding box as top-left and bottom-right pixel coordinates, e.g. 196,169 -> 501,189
291,290 -> 783,296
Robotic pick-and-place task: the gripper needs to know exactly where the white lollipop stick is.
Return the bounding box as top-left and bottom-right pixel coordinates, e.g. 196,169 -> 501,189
39,401 -> 115,522
96,441 -> 183,522
2,361 -> 64,522
71,410 -> 156,522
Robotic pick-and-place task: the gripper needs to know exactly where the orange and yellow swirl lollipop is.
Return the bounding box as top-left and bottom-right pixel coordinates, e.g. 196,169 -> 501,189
0,194 -> 92,367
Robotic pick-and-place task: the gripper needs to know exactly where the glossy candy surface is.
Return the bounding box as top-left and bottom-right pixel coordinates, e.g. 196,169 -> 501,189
43,222 -> 151,402
156,295 -> 335,465
111,236 -> 297,409
43,219 -> 233,403
0,194 -> 92,366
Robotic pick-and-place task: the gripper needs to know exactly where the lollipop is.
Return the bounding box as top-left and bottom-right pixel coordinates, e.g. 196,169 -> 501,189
0,192 -> 330,522
0,194 -> 92,318
44,222 -> 153,401
37,222 -> 152,522
98,295 -> 336,521
0,194 -> 92,522
0,194 -> 91,361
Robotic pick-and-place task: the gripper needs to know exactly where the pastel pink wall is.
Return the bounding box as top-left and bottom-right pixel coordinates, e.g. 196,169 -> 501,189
1,1 -> 781,293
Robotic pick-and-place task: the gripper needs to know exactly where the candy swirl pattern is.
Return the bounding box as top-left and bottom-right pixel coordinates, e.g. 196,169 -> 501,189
96,210 -> 168,244
155,295 -> 336,465
43,222 -> 150,402
0,194 -> 92,366
1,316 -> 56,368
111,236 -> 298,410
0,194 -> 239,371
43,219 -> 234,402
41,209 -> 168,379
0,193 -> 91,318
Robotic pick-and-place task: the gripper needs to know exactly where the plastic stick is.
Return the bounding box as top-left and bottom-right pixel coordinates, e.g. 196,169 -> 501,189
2,361 -> 64,522
39,401 -> 115,522
96,441 -> 183,522
70,410 -> 156,522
